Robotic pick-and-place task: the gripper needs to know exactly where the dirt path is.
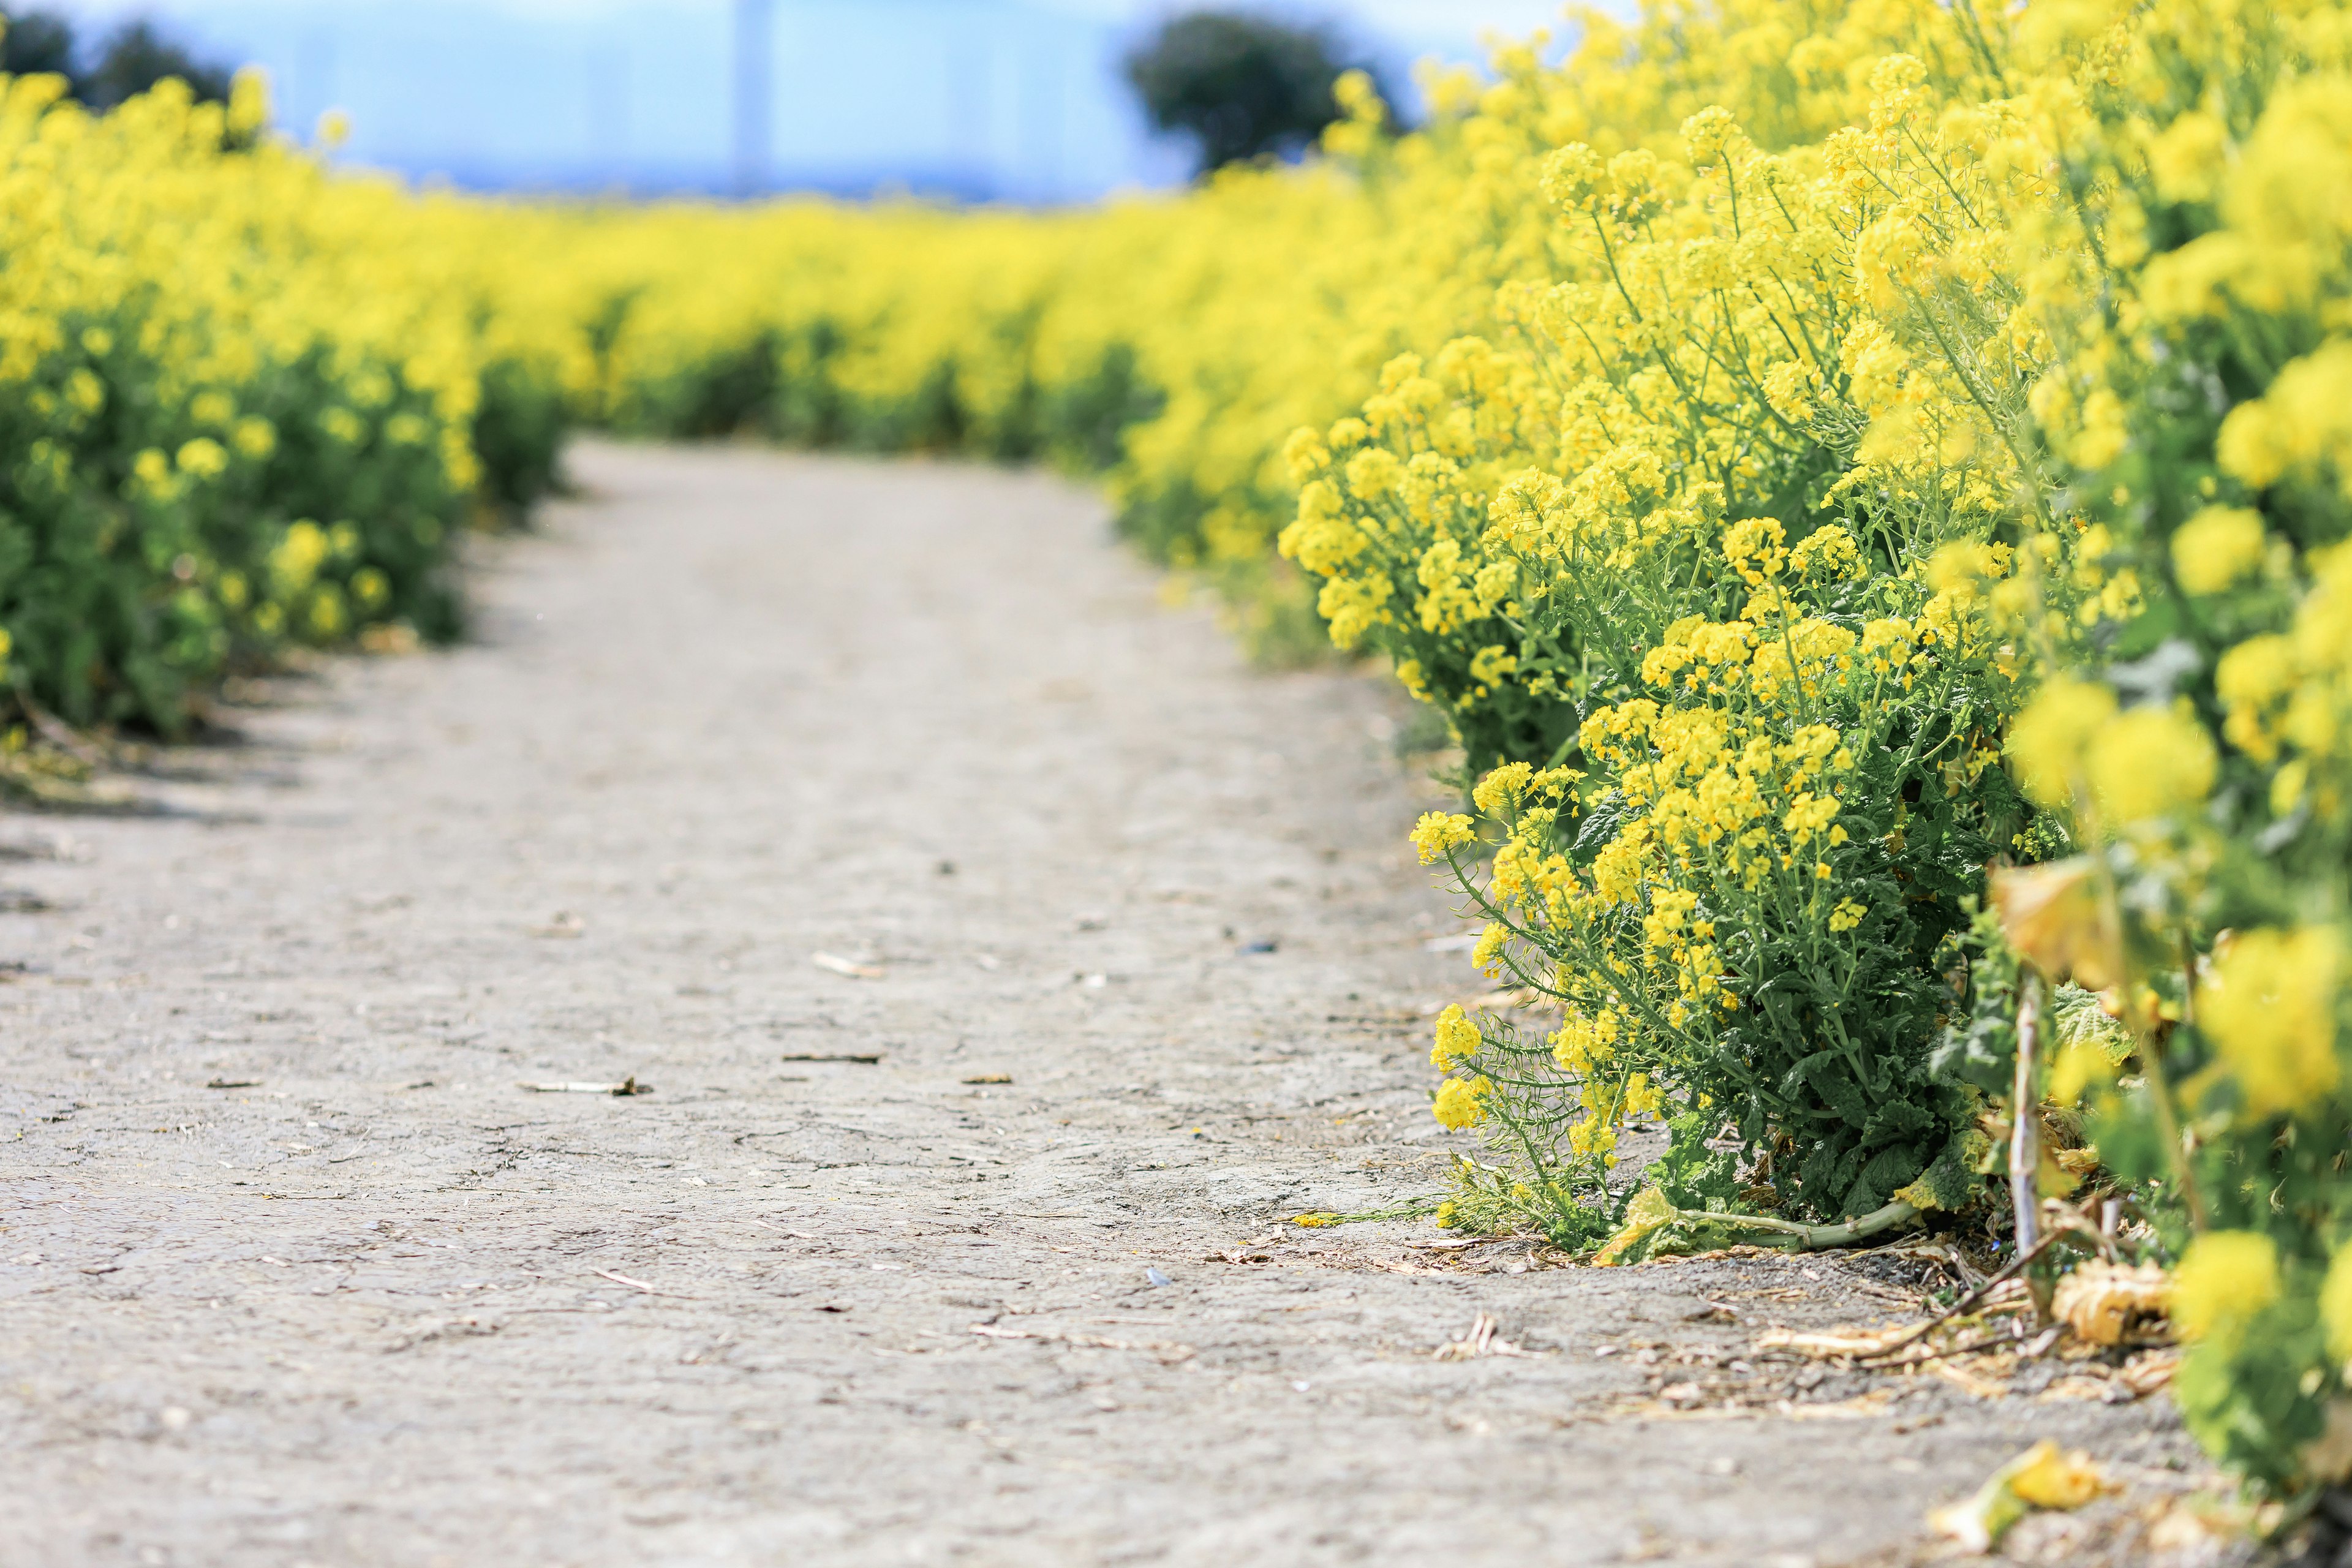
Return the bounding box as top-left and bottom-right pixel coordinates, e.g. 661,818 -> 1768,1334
3,444 -> 2192,1567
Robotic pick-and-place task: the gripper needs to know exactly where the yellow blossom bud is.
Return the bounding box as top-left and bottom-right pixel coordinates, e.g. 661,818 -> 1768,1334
1431,1005 -> 1481,1069
2007,679 -> 2117,810
1432,1076 -> 1490,1129
2084,704 -> 2216,826
2171,1231 -> 2280,1344
1409,812 -> 1476,864
2171,507 -> 2266,596
2198,927 -> 2340,1117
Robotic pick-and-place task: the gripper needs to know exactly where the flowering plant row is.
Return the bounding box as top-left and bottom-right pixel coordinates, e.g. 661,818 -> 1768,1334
0,72 -> 572,739
1273,0 -> 2352,1503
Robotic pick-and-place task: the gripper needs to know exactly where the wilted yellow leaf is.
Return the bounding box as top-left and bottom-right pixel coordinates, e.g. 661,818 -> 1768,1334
2008,1441 -> 2113,1508
2052,1261 -> 2169,1346
1929,1439 -> 2114,1551
1593,1187 -> 1680,1267
1991,859 -> 2118,990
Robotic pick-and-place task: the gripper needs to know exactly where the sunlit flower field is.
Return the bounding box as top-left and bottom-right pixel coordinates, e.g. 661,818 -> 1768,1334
5,0 -> 2351,1504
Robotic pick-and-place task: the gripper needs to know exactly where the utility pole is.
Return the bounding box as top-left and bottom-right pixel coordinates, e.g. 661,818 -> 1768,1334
733,0 -> 773,198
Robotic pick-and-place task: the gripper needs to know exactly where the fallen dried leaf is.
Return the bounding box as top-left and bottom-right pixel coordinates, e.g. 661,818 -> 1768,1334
2120,1346 -> 2180,1396
1929,1438 -> 2115,1551
2052,1259 -> 2169,1347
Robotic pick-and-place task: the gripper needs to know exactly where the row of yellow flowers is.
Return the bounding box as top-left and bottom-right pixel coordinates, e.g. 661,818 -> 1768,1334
0,72 -> 575,735
0,61 -> 1406,736
1327,0 -> 2352,1502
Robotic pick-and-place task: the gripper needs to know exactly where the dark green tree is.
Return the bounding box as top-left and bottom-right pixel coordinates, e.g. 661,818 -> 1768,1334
1123,10 -> 1385,176
1,8 -> 79,80
0,10 -> 235,107
82,18 -> 233,108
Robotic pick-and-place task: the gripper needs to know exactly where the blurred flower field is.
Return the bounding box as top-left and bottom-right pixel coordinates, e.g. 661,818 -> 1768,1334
6,0 -> 2352,1509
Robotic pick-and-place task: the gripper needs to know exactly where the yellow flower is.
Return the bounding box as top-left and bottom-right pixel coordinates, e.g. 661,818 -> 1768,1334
2171,507 -> 2267,597
2199,927 -> 2340,1117
231,417 -> 277,459
305,584 -> 349,640
1783,791 -> 1841,844
271,521 -> 329,595
1345,447 -> 1401,499
1468,643 -> 1518,688
2007,680 -> 2118,810
1789,524 -> 1863,581
1623,1072 -> 1663,1118
2171,1231 -> 2280,1343
2323,1245 -> 2352,1367
2217,635 -> 2298,761
2049,1035 -> 2119,1106
1925,540 -> 1989,593
2218,342 -> 2352,494
1431,1004 -> 1481,1069
1722,516 -> 1788,586
2072,388 -> 2130,469
176,438 -> 229,480
1471,762 -> 1534,815
2148,110 -> 2228,205
1409,812 -> 1476,864
2085,704 -> 2217,827
350,567 -> 391,611
1432,1076 -> 1490,1129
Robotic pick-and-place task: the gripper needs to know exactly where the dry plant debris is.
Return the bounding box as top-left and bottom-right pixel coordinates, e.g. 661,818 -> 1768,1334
518,1077 -> 652,1096
1433,1312 -> 1531,1360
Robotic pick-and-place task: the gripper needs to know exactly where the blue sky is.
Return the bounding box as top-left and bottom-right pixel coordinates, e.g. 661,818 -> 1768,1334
28,1 -> 1575,200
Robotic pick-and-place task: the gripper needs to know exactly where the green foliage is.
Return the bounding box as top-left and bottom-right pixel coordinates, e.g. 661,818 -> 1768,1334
1122,10 -> 1385,176
0,77 -> 568,736
0,9 -> 236,110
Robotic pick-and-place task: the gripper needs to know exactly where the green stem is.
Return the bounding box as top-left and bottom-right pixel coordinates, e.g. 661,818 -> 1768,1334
1721,1199 -> 1924,1251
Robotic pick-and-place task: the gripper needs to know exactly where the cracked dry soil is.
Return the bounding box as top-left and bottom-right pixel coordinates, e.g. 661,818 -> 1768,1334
3,444 -> 2194,1568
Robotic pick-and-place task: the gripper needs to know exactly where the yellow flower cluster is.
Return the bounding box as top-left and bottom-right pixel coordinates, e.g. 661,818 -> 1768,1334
2199,929 -> 2342,1118
0,69 -> 576,731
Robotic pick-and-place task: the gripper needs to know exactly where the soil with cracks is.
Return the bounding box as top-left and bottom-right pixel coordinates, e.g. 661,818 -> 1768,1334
2,443 -> 2204,1568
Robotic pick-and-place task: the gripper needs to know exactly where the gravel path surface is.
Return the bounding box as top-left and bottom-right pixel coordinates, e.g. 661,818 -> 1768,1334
2,444 -> 2192,1568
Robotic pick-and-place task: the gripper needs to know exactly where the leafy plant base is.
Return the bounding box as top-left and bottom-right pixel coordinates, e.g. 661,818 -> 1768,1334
1596,1191 -> 1923,1265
